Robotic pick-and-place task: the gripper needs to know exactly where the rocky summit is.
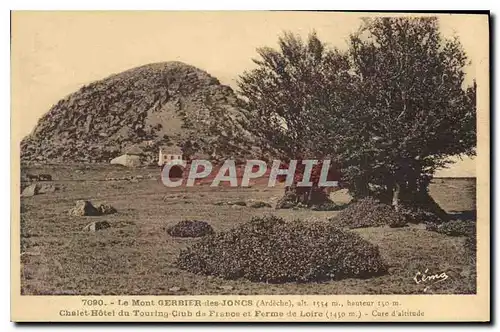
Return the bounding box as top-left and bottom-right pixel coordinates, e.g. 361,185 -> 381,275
21,62 -> 254,164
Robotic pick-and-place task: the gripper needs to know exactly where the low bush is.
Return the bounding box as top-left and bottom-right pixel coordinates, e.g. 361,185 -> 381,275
329,197 -> 407,229
399,205 -> 442,224
249,201 -> 272,208
426,219 -> 476,237
166,220 -> 214,238
177,216 -> 387,283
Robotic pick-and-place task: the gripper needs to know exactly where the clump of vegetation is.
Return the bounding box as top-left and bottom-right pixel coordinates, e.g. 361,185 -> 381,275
426,219 -> 476,237
311,201 -> 344,211
249,201 -> 272,208
166,220 -> 214,238
177,216 -> 387,283
399,205 -> 443,224
230,201 -> 247,206
464,235 -> 477,265
330,197 -> 407,229
275,184 -> 336,210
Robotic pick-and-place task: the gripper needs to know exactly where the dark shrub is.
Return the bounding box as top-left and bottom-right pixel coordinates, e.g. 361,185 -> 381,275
311,202 -> 344,211
249,201 -> 272,208
399,205 -> 442,224
388,217 -> 408,228
166,220 -> 214,238
330,197 -> 407,229
177,216 -> 387,283
426,219 -> 476,237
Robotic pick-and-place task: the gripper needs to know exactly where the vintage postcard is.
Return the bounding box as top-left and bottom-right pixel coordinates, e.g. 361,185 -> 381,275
11,11 -> 490,322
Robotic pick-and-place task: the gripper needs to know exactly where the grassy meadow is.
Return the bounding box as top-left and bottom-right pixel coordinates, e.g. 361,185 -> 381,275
19,164 -> 477,295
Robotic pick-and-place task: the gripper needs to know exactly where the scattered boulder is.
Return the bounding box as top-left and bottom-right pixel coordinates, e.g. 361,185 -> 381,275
25,173 -> 40,181
22,173 -> 52,181
38,184 -> 58,194
68,200 -> 101,216
249,201 -> 272,208
166,220 -> 214,238
21,183 -> 61,197
38,173 -> 52,181
168,286 -> 187,292
21,184 -> 39,197
177,216 -> 387,283
83,221 -> 111,232
217,285 -> 234,291
97,204 -> 117,215
110,154 -> 142,168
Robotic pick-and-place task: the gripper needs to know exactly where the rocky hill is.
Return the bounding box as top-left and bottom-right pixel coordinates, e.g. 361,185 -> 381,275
21,62 -> 256,164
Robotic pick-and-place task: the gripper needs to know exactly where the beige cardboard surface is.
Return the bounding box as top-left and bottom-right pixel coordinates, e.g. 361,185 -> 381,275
11,11 -> 490,322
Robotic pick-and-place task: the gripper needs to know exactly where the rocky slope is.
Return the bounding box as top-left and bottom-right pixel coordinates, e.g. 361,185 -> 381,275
21,62 -> 255,164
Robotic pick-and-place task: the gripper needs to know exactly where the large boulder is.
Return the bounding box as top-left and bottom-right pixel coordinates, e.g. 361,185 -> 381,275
68,200 -> 101,216
21,183 -> 61,197
21,184 -> 39,197
110,154 -> 142,167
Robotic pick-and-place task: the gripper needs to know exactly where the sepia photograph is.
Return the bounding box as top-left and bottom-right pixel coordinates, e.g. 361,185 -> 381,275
11,10 -> 490,322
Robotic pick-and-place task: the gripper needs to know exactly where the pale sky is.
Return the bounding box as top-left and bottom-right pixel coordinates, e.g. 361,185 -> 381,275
11,12 -> 487,176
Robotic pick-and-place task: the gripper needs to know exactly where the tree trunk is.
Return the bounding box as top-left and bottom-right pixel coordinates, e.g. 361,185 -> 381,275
399,179 -> 449,222
276,183 -> 333,209
307,186 -> 313,205
392,182 -> 401,212
411,189 -> 449,221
